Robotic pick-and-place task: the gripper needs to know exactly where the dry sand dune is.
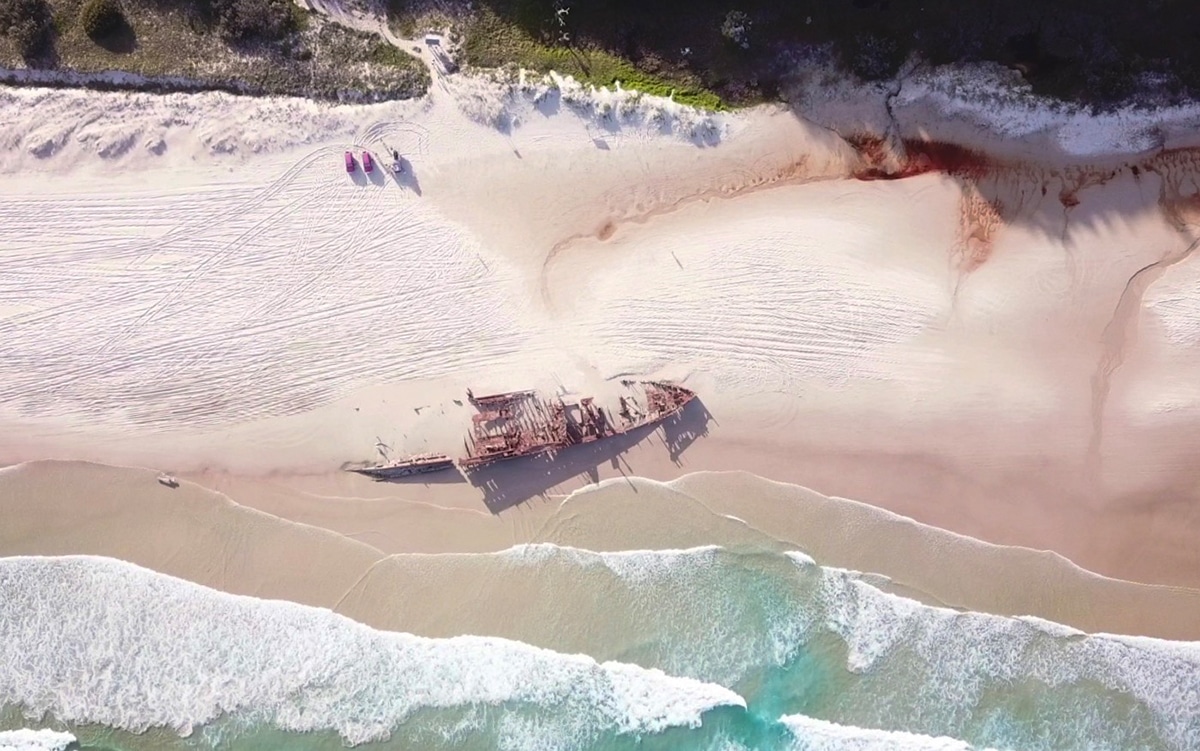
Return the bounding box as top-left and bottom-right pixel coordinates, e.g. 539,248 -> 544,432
5,63 -> 1200,602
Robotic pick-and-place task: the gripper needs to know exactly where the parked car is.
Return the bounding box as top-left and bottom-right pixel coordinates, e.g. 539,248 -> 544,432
362,151 -> 374,173
344,151 -> 355,172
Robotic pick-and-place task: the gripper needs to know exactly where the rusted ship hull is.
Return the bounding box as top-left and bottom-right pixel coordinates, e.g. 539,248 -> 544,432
458,380 -> 696,472
348,455 -> 456,479
467,389 -> 536,407
617,380 -> 696,430
458,445 -> 554,470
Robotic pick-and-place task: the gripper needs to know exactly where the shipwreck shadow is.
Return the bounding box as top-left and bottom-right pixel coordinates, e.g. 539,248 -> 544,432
367,469 -> 467,485
467,397 -> 712,514
467,422 -> 659,514
662,397 -> 713,464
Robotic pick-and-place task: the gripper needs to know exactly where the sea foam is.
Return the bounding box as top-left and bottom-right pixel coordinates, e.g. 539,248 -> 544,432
805,560 -> 1200,750
5,546 -> 1199,751
0,730 -> 76,751
468,543 -> 1200,750
505,543 -> 722,584
0,556 -> 743,746
781,715 -> 992,751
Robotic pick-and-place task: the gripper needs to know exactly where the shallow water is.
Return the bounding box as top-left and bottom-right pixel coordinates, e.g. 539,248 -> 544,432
2,549 -> 1197,751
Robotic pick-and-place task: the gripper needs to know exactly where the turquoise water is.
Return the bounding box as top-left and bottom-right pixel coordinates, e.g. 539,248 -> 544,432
2,549 -> 1198,751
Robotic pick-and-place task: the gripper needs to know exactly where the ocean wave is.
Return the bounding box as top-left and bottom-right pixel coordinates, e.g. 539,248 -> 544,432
482,543 -> 808,680
5,546 -> 1200,751
403,542 -> 1200,750
0,730 -> 76,751
781,715 -> 992,751
504,543 -> 722,583
804,557 -> 1200,750
0,556 -> 742,747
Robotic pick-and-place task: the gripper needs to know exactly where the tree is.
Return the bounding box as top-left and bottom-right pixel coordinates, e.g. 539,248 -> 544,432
721,9 -> 750,50
0,0 -> 52,58
212,0 -> 295,42
79,0 -> 126,41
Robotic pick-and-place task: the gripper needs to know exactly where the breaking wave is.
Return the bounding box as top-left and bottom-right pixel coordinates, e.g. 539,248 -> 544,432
2,549 -> 1199,750
418,543 -> 1200,751
0,556 -> 740,748
0,729 -> 76,751
780,715 -> 994,751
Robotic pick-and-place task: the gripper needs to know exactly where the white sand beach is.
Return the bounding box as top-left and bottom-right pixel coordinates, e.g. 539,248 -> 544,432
5,38 -> 1200,635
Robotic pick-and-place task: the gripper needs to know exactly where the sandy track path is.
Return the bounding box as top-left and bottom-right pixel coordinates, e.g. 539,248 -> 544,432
0,149 -> 530,430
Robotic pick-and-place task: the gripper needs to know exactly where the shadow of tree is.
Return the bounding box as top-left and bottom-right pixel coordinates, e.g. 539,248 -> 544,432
93,17 -> 138,54
24,30 -> 60,69
7,0 -> 59,69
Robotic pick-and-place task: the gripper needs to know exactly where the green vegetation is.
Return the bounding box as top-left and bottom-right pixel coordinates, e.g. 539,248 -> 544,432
369,39 -> 413,69
7,0 -> 1194,108
211,0 -> 296,42
384,0 -> 1200,109
79,0 -> 125,41
0,0 -> 429,101
0,0 -> 52,59
385,1 -> 455,40
462,9 -> 725,110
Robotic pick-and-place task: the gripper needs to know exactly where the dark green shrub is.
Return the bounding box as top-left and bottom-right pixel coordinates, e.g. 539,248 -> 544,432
846,32 -> 902,81
0,0 -> 52,57
79,0 -> 125,40
212,0 -> 294,41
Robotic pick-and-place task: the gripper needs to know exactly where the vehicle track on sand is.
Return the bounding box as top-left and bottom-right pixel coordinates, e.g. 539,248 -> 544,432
0,152 -> 336,340
240,176 -> 394,326
138,176 -> 364,389
1,151 -> 334,394
548,216 -> 941,397
359,121 -> 431,158
0,156 -> 530,429
0,192 -> 232,270
124,148 -> 339,276
90,148 -> 341,360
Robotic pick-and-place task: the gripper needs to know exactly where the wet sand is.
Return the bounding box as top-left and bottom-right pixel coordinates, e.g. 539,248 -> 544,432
4,460 -> 1200,643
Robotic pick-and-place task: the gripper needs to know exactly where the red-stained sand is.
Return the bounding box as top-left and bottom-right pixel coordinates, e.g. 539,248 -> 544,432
849,136 -> 994,181
847,136 -> 1004,272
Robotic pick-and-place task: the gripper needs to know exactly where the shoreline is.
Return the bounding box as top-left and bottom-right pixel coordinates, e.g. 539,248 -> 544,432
5,61 -> 1200,640
4,459 -> 1200,643
170,409 -> 1200,592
